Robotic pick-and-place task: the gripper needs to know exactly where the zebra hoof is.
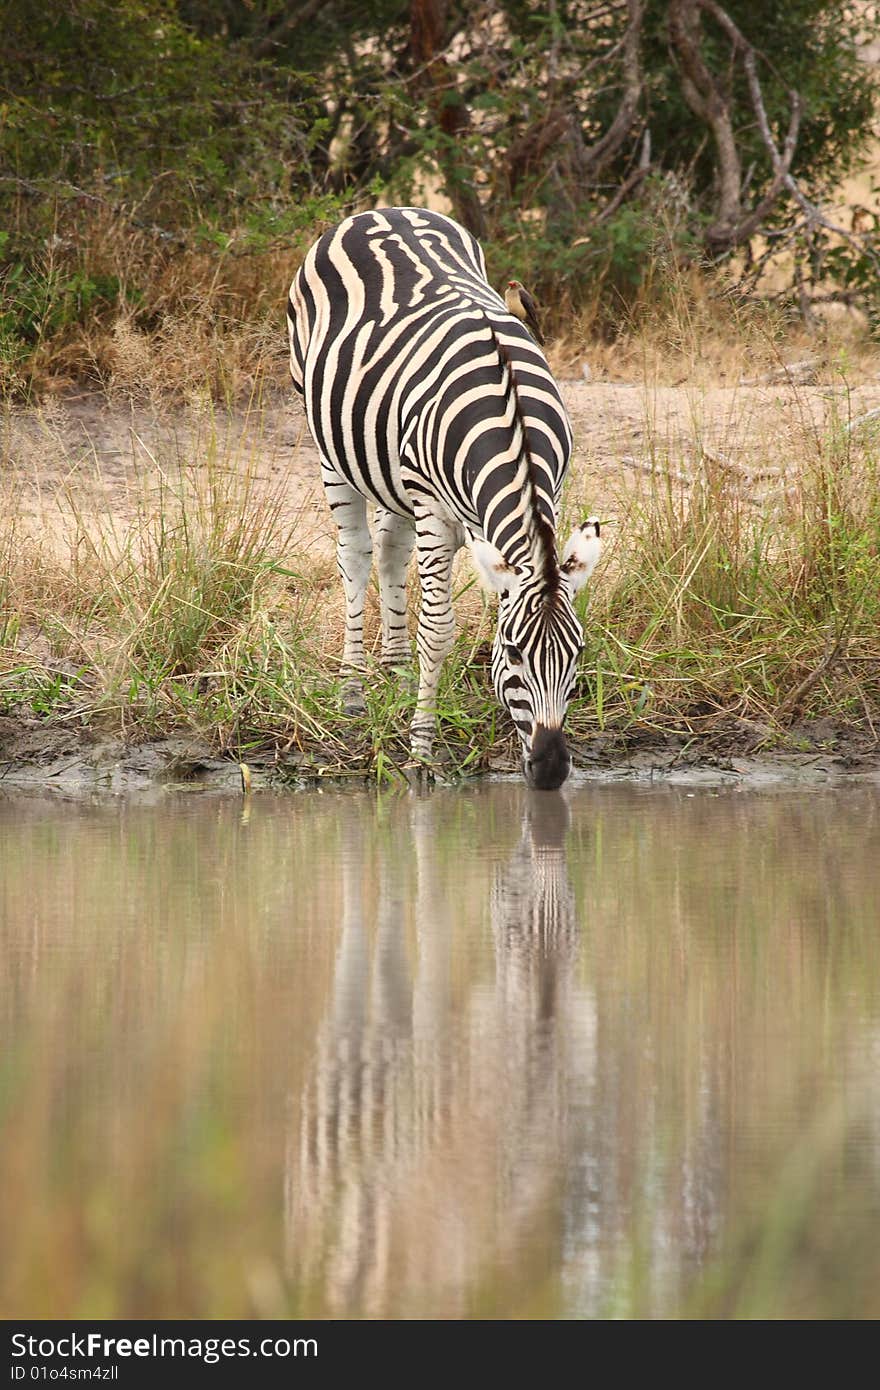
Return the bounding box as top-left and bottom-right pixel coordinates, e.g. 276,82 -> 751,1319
403,758 -> 435,788
341,680 -> 366,716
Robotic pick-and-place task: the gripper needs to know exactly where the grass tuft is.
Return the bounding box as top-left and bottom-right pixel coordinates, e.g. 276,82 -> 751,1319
566,385 -> 880,750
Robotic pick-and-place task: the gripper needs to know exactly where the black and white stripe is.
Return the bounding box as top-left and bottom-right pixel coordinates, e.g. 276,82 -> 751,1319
288,207 -> 600,788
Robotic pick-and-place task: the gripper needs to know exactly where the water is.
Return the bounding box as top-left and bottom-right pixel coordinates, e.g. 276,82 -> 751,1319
2,781 -> 879,1318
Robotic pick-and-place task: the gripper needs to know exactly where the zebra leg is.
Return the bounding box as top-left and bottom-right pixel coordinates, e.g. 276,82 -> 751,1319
374,507 -> 415,670
324,472 -> 372,715
410,510 -> 461,761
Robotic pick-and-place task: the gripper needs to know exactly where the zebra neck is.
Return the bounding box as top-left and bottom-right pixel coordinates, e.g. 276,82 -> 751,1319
481,514 -> 556,594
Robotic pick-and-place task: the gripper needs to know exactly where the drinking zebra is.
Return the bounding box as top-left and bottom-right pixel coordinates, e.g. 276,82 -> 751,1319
287,207 -> 600,789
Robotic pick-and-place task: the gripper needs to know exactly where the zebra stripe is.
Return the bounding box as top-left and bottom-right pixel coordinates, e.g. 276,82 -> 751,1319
288,207 -> 600,788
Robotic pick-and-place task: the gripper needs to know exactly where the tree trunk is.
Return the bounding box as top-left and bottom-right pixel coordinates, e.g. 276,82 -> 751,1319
668,0 -> 743,253
409,0 -> 487,237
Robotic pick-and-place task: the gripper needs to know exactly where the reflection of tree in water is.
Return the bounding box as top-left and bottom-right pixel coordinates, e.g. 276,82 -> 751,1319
284,788 -> 593,1318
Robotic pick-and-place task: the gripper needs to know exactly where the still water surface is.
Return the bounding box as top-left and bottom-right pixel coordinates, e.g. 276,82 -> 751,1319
2,781 -> 879,1318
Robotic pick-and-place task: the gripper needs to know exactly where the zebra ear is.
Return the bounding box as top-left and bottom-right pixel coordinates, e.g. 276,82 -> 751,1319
560,517 -> 601,593
470,538 -> 521,597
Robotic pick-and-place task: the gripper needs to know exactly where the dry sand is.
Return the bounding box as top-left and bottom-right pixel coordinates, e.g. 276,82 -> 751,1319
5,371 -> 880,559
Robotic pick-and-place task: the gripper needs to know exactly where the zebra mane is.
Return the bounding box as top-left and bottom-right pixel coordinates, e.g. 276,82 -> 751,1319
486,322 -> 560,596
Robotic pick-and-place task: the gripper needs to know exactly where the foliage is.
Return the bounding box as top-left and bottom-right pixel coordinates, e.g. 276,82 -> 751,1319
1,0 -> 324,219
0,0 -> 876,387
637,1 -> 874,202
0,260 -> 121,369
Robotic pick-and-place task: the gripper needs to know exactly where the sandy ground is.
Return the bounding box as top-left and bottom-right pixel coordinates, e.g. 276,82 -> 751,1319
5,370 -> 880,561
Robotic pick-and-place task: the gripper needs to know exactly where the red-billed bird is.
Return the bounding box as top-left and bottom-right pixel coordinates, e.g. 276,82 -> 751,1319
504,279 -> 545,346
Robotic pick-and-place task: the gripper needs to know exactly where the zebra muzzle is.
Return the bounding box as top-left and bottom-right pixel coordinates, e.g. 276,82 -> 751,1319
525,724 -> 571,791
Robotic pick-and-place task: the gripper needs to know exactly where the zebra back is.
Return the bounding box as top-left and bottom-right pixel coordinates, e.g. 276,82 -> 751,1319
287,207 -> 572,561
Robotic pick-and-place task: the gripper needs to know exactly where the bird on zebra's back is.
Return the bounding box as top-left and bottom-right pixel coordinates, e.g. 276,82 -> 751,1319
287,207 -> 602,789
504,280 -> 545,346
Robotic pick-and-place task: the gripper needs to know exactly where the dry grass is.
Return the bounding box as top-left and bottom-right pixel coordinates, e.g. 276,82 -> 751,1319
2,205 -> 306,399
563,397 -> 880,748
549,253 -> 880,389
6,203 -> 880,404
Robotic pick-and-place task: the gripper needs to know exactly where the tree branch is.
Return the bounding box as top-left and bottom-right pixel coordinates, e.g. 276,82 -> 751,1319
252,0 -> 327,58
577,0 -> 645,177
591,127 -> 652,229
409,0 -> 487,237
668,0 -> 742,249
695,0 -> 880,270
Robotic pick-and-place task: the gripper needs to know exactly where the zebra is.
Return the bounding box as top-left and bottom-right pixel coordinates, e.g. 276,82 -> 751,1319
287,207 -> 601,790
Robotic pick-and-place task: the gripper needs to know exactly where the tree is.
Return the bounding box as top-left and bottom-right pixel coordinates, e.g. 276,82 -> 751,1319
1,0 -> 877,377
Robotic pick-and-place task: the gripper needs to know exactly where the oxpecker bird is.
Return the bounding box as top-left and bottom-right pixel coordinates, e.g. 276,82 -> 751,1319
504,279 -> 545,346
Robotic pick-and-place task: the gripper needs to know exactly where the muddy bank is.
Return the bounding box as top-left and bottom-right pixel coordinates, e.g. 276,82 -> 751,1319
2,718 -> 878,798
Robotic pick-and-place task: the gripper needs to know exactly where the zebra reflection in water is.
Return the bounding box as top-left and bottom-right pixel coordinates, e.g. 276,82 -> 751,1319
284,790 -> 592,1317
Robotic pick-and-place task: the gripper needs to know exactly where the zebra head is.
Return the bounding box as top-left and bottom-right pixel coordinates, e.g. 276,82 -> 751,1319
471,519 -> 601,790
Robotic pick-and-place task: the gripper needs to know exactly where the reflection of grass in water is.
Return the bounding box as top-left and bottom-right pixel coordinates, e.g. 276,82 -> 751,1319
714,1095 -> 880,1320
604,1095 -> 880,1319
0,915 -> 283,1317
0,798 -> 340,1317
571,787 -> 880,1319
4,1027 -> 876,1318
